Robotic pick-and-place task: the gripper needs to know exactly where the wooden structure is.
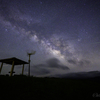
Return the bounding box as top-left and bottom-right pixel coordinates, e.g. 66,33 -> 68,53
0,57 -> 28,76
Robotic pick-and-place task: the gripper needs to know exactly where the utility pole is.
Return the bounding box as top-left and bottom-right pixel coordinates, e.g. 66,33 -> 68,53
27,51 -> 36,76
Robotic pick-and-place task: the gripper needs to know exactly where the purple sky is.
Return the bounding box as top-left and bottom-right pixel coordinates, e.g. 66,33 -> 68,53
0,0 -> 100,77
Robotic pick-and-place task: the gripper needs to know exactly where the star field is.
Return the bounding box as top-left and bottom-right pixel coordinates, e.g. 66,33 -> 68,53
0,0 -> 100,76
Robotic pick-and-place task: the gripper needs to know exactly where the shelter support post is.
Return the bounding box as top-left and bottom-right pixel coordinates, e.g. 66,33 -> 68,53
10,61 -> 14,76
0,62 -> 3,74
22,64 -> 24,75
28,54 -> 31,76
28,60 -> 30,76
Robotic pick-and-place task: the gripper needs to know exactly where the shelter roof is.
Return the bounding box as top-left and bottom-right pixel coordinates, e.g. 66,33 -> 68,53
0,57 -> 28,65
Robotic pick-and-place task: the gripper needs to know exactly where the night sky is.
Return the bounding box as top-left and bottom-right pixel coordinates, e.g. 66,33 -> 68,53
0,0 -> 100,77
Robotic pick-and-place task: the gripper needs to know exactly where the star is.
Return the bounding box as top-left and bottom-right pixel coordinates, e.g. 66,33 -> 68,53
0,0 -> 100,76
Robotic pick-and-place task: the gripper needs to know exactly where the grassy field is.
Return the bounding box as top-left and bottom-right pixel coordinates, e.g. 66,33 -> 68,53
0,75 -> 100,99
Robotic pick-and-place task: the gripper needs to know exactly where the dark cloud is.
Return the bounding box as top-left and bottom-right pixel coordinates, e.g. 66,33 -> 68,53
68,59 -> 77,64
34,68 -> 50,75
54,71 -> 100,78
38,68 -> 50,75
32,64 -> 46,68
68,59 -> 91,66
31,68 -> 50,75
46,58 -> 69,70
78,60 -> 91,66
78,61 -> 84,66
46,58 -> 60,68
29,58 -> 69,76
60,65 -> 70,70
30,64 -> 50,75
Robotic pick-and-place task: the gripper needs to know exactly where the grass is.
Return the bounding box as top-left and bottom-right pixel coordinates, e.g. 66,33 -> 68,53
0,75 -> 100,99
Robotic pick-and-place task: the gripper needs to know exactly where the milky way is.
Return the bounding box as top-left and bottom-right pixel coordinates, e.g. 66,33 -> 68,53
0,0 -> 100,76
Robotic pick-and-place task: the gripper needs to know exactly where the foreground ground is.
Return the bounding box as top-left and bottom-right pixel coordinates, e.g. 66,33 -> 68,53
0,75 -> 100,99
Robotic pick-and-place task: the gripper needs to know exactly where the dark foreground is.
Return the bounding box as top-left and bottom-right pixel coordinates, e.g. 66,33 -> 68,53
0,75 -> 100,99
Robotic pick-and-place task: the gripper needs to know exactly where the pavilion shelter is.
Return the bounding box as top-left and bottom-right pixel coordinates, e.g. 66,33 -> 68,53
0,57 -> 28,76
